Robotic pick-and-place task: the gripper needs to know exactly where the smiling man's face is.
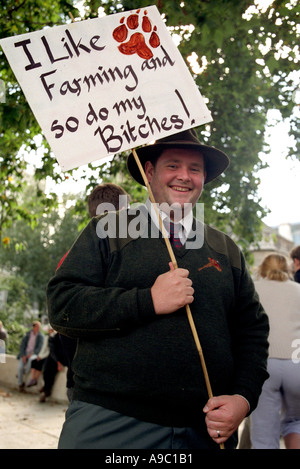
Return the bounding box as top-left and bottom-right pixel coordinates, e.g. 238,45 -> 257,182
145,148 -> 206,217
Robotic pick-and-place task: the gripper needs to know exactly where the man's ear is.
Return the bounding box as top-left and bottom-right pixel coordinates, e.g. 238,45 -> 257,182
144,161 -> 154,183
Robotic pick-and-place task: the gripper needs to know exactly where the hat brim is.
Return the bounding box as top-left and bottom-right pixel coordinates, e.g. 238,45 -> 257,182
127,140 -> 230,186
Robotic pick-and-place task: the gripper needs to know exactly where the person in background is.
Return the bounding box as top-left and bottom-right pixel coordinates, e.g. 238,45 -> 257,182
17,321 -> 44,392
58,334 -> 77,402
251,253 -> 300,449
27,325 -> 54,388
39,329 -> 67,403
58,182 -> 130,401
290,245 -> 300,283
0,320 -> 8,363
0,320 -> 7,341
87,182 -> 130,218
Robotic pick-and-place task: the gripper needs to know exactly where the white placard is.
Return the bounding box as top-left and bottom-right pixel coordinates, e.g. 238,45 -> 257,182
0,6 -> 212,171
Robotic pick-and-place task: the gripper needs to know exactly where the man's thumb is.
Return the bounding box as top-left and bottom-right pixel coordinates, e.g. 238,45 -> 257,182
203,396 -> 223,413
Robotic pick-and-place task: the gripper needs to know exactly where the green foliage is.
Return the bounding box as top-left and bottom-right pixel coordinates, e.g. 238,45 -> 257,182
0,0 -> 80,240
0,273 -> 30,309
0,181 -> 84,313
1,321 -> 27,355
0,273 -> 31,354
0,0 -> 299,251
0,183 -> 83,351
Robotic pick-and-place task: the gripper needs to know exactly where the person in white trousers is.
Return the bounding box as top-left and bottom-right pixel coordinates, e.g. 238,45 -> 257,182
251,254 -> 300,449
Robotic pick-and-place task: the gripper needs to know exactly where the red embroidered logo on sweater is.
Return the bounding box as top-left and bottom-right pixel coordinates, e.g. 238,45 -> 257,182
198,257 -> 222,272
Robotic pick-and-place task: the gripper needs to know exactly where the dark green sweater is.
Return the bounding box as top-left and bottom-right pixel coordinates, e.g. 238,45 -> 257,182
47,208 -> 269,429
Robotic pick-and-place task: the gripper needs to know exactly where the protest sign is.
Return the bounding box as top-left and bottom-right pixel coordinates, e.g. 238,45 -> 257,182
0,5 -> 212,171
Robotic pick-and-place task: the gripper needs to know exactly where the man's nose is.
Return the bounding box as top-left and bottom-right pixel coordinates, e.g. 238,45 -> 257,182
177,167 -> 191,181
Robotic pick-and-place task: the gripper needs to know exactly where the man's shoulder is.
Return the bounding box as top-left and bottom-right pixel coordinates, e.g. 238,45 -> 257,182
203,223 -> 242,270
203,223 -> 238,248
94,205 -> 149,227
94,205 -> 151,252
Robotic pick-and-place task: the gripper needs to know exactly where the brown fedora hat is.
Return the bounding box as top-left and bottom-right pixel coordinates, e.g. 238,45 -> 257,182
127,128 -> 230,185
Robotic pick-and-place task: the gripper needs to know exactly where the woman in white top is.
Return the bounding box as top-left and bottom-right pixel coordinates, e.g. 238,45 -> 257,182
250,254 -> 300,449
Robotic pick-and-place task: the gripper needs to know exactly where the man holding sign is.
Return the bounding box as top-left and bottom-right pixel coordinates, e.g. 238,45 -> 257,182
1,5 -> 268,448
47,129 -> 269,449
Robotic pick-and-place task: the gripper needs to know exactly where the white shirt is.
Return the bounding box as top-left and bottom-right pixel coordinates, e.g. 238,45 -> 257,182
145,198 -> 193,245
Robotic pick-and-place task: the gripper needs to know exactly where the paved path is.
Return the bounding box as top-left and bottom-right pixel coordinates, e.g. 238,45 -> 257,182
0,384 -> 286,450
0,385 -> 66,449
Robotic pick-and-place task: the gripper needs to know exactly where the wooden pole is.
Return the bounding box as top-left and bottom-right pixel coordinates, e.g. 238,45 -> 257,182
132,148 -> 224,449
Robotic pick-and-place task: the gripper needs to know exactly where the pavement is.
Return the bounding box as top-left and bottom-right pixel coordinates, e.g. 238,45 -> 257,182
0,384 -> 67,449
0,384 -> 286,451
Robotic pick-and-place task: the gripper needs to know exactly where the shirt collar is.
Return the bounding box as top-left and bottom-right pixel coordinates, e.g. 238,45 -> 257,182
145,198 -> 193,243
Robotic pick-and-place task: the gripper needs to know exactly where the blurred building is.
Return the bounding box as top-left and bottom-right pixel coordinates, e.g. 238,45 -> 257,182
249,222 -> 298,273
291,222 -> 300,245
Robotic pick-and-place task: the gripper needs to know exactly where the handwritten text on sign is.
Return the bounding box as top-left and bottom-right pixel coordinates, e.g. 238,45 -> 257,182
0,6 -> 212,171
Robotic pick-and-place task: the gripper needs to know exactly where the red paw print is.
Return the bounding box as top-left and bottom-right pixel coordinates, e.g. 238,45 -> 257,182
112,9 -> 160,59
